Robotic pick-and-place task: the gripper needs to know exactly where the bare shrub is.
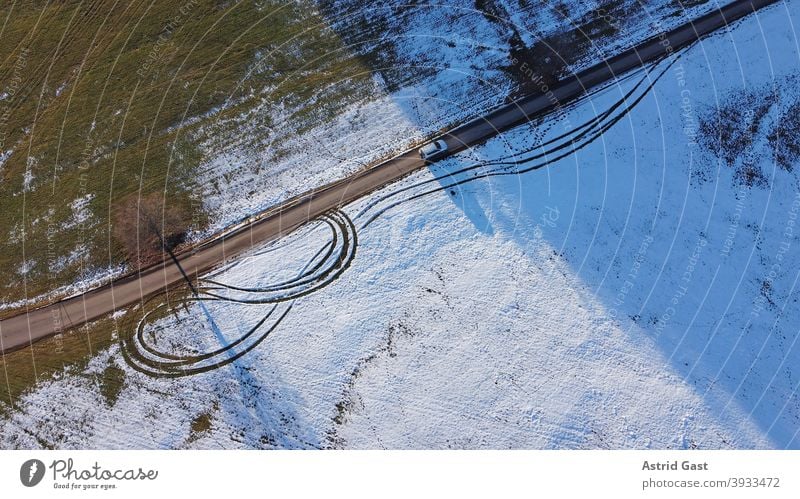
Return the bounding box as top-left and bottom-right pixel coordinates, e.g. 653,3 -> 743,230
767,101 -> 800,172
698,89 -> 774,167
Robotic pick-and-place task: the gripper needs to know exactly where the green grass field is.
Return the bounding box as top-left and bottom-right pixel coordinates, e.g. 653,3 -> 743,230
0,0 -> 373,305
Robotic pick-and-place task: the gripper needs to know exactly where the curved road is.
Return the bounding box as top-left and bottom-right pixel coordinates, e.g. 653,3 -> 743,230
0,0 -> 779,354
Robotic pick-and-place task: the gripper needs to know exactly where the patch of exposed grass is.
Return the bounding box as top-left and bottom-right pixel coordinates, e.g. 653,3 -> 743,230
0,310 -> 137,415
697,87 -> 777,186
186,400 -> 218,445
699,89 -> 775,167
186,400 -> 219,445
768,100 -> 800,172
98,361 -> 126,407
191,410 -> 213,434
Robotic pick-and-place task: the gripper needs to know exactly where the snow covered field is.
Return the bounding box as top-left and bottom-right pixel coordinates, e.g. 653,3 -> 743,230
3,0 -> 800,449
190,0 -> 718,233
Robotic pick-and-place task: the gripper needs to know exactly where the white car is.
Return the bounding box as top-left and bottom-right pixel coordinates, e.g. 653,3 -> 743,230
419,139 -> 449,162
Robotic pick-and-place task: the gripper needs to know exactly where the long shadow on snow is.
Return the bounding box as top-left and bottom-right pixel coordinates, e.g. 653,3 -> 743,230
329,1 -> 800,448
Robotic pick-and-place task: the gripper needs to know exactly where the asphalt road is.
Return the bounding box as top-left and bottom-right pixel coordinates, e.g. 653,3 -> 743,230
0,0 -> 779,354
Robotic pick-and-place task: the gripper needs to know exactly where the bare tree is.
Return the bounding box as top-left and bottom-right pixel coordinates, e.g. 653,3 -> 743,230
114,192 -> 190,268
